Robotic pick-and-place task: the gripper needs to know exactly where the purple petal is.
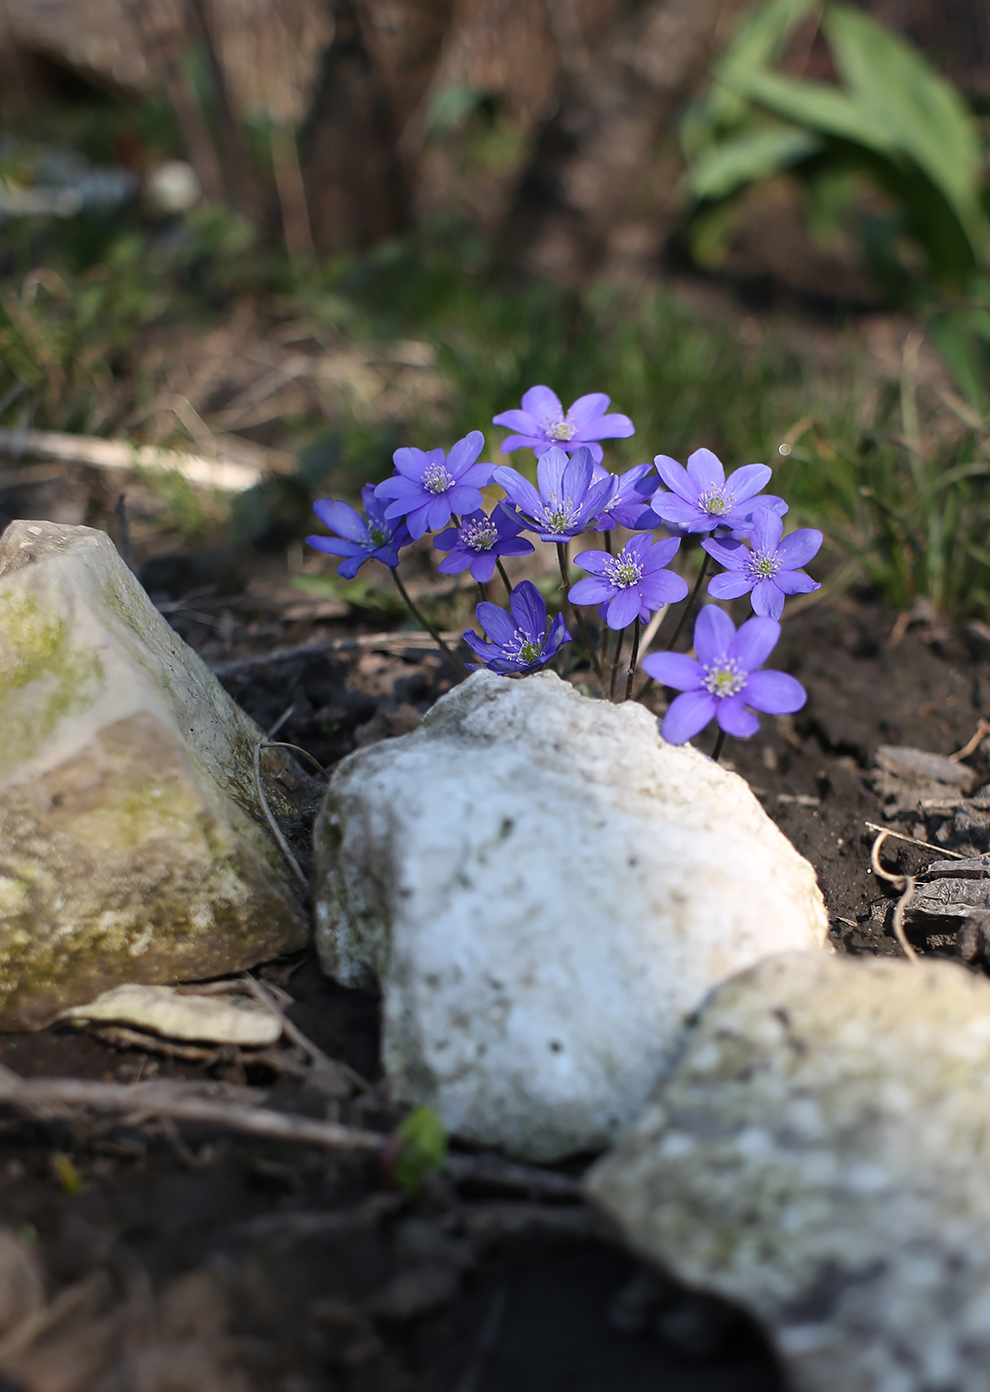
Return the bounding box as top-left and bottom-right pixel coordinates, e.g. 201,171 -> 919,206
640,651 -> 703,690
580,411 -> 635,441
701,536 -> 747,570
521,385 -> 565,422
653,455 -> 699,503
569,576 -> 614,605
336,555 -> 366,579
463,629 -> 493,659
750,578 -> 784,619
728,616 -> 780,670
499,433 -> 539,454
685,448 -> 725,491
447,484 -> 483,513
392,446 -> 439,481
377,476 -> 424,505
651,495 -> 707,529
446,430 -> 485,477
460,462 -> 496,488
545,612 -> 572,655
573,549 -> 611,576
477,602 -> 516,646
306,535 -> 365,558
536,446 -> 570,499
499,537 -> 535,558
311,499 -> 365,541
509,580 -> 547,636
606,588 -> 643,630
643,535 -> 681,569
639,572 -> 689,606
567,393 -> 610,429
662,690 -> 717,744
436,552 -> 472,574
469,553 -> 498,583
708,571 -> 754,601
727,463 -> 773,502
404,503 -> 433,541
776,570 -> 819,595
777,528 -> 823,568
582,442 -> 604,464
433,526 -> 458,552
716,695 -> 760,738
693,605 -> 736,665
493,466 -> 543,519
492,409 -> 538,434
561,448 -> 595,501
750,506 -> 784,552
745,669 -> 807,714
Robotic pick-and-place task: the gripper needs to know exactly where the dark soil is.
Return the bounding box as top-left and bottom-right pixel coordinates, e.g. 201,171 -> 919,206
2,573 -> 988,1392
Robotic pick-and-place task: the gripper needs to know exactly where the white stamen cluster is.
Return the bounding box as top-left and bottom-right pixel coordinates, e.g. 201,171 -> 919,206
604,551 -> 643,589
543,414 -> 576,442
702,657 -> 746,698
462,518 -> 499,551
746,548 -> 780,579
539,493 -> 576,534
422,462 -> 455,495
698,484 -> 735,517
506,629 -> 544,664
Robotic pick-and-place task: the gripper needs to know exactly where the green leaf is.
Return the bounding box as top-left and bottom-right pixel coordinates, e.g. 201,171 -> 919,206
726,67 -> 897,155
824,6 -> 986,252
717,0 -> 822,83
687,124 -> 823,200
392,1106 -> 448,1193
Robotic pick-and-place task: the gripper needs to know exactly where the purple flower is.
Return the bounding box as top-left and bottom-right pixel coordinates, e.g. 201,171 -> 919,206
493,446 -> 619,543
650,448 -> 787,535
434,507 -> 534,583
306,484 -> 411,579
493,385 -> 635,465
641,605 -> 806,744
569,534 -> 689,630
702,507 -> 822,620
463,580 -> 572,674
375,430 -> 494,541
591,462 -> 659,531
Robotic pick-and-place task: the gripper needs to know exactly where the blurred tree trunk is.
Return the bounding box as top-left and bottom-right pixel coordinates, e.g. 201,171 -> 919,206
503,0 -> 729,283
300,0 -> 455,257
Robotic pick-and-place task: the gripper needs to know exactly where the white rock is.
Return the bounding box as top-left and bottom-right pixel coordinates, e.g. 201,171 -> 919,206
61,984 -> 281,1045
0,520 -> 309,1030
587,953 -> 990,1392
312,669 -> 828,1161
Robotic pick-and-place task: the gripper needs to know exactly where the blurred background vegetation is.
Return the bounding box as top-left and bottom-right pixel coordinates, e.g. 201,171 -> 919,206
2,0 -> 990,625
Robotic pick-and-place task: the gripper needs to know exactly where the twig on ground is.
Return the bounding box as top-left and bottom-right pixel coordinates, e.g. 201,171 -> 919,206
950,719 -> 990,762
227,1192 -> 405,1242
444,1153 -> 583,1201
0,1064 -> 385,1155
863,821 -> 965,859
253,744 -> 307,887
870,830 -> 919,963
243,975 -> 373,1096
213,632 -> 462,678
0,427 -> 263,492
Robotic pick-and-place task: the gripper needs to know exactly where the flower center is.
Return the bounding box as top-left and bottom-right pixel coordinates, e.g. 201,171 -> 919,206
367,523 -> 387,546
698,484 -> 735,517
747,548 -> 779,579
539,494 -> 575,534
422,462 -> 454,495
462,518 -> 498,551
505,629 -> 544,664
702,656 -> 746,698
604,551 -> 643,589
543,414 -> 576,442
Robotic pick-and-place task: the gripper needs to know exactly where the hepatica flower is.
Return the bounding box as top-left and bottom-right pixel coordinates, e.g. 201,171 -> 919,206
463,580 -> 571,674
591,462 -> 658,531
307,484 -> 410,578
702,507 -> 822,620
641,605 -> 806,743
493,446 -> 618,543
570,534 -> 689,630
434,507 -> 534,583
651,448 -> 787,535
375,430 -> 494,541
493,386 -> 635,464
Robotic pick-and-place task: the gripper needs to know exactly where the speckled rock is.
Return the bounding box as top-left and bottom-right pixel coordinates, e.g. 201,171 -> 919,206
312,668 -> 828,1162
0,520 -> 308,1029
588,953 -> 990,1392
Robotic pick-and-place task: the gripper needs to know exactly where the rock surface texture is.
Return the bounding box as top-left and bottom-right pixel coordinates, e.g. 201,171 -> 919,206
312,669 -> 828,1161
0,520 -> 308,1029
587,953 -> 990,1392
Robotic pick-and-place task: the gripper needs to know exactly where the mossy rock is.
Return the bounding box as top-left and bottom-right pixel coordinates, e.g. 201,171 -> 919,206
0,520 -> 309,1030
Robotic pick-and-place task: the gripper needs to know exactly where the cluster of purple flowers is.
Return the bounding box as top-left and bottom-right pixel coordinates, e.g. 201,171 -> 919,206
306,384 -> 821,757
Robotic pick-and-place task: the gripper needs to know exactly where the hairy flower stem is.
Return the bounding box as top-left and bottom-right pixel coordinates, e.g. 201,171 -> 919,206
624,618 -> 641,702
711,728 -> 726,763
603,530 -> 613,555
667,551 -> 711,652
477,581 -> 487,606
608,628 -> 623,700
390,569 -> 456,662
557,543 -> 603,685
496,559 -> 513,598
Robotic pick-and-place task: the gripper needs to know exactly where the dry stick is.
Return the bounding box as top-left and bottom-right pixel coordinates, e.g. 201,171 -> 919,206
391,569 -> 457,662
623,618 -> 641,702
0,1064 -> 386,1155
243,975 -> 373,1096
556,543 -> 602,684
253,744 -> 307,887
213,632 -> 462,679
863,821 -> 966,860
870,830 -> 919,963
950,718 -> 990,762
